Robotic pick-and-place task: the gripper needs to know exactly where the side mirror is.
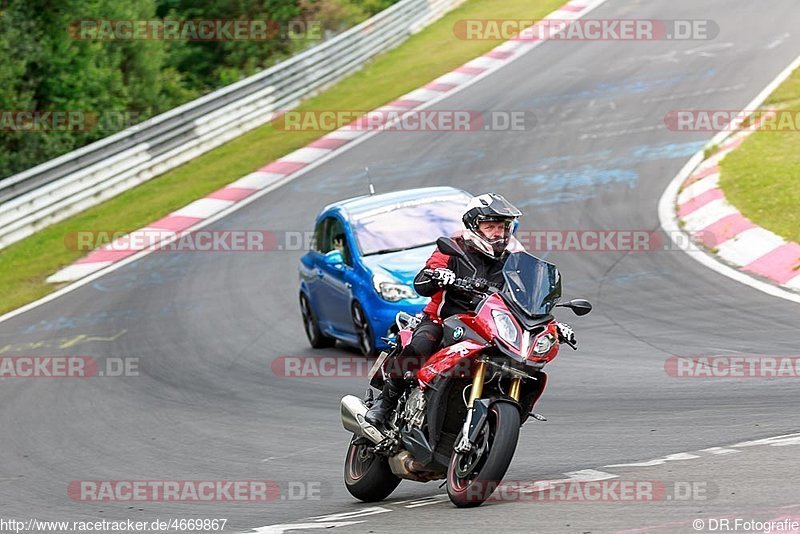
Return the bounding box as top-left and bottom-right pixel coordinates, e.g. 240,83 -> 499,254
324,249 -> 344,266
556,298 -> 592,316
437,236 -> 467,258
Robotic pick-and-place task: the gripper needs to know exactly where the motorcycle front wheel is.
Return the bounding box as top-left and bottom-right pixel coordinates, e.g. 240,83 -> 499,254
446,402 -> 521,507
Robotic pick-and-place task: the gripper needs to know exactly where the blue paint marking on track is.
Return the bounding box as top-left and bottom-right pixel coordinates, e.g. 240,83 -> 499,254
510,168 -> 639,207
290,150 -> 487,195
523,69 -> 716,106
18,304 -> 177,335
629,142 -> 706,161
507,140 -> 706,207
91,255 -> 193,292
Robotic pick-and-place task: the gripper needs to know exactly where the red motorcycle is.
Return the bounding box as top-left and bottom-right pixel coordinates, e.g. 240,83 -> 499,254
341,237 -> 592,507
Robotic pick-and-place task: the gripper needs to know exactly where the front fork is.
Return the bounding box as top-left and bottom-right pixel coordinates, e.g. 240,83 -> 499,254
454,360 -> 522,453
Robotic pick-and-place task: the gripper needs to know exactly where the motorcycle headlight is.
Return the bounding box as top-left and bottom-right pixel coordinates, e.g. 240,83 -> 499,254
372,271 -> 416,302
492,310 -> 519,345
533,332 -> 556,355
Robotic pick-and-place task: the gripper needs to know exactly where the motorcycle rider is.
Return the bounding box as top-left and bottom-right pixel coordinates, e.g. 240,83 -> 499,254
365,193 -> 575,426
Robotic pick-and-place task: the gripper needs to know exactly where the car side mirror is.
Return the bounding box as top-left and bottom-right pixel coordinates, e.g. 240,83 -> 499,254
324,249 -> 344,267
556,298 -> 592,316
437,237 -> 467,258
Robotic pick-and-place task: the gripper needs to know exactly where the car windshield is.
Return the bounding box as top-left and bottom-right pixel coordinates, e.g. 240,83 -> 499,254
502,252 -> 562,316
353,197 -> 469,255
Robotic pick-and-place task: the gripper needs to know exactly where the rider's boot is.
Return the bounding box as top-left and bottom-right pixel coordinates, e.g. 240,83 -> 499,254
365,377 -> 405,427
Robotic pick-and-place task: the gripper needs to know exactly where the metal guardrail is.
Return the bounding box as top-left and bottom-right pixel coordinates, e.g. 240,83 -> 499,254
0,0 -> 466,249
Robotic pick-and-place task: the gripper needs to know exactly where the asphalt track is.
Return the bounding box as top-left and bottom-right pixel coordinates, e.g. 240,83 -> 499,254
1,0 -> 799,532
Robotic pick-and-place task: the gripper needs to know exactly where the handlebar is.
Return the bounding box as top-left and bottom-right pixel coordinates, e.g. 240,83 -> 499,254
423,269 -> 497,296
451,276 -> 495,295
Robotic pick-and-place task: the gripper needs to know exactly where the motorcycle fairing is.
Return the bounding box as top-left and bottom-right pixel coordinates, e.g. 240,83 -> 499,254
417,339 -> 485,386
441,315 -> 488,347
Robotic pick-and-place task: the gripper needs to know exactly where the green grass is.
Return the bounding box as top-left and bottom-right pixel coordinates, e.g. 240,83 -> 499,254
719,66 -> 800,244
0,0 -> 564,316
703,144 -> 718,159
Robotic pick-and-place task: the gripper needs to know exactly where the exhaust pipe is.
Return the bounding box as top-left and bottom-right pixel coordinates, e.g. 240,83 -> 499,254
388,451 -> 444,482
340,395 -> 387,444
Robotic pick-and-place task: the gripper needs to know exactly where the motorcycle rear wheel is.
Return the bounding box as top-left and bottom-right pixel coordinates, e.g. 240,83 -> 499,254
446,402 -> 521,507
344,436 -> 401,502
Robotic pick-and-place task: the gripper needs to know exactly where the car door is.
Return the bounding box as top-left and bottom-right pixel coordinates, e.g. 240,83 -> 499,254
302,216 -> 331,329
315,216 -> 355,332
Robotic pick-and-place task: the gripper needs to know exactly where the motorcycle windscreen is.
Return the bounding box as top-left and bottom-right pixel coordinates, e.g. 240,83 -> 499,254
502,252 -> 562,316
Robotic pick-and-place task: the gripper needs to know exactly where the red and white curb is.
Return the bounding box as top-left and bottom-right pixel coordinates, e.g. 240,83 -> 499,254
659,52 -> 800,304
676,116 -> 800,292
46,0 -> 607,284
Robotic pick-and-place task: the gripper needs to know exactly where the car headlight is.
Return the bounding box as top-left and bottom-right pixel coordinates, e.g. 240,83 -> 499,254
492,310 -> 519,345
533,332 -> 556,354
372,271 -> 417,302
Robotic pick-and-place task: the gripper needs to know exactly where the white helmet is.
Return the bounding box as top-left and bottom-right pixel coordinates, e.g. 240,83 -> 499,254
462,193 -> 521,258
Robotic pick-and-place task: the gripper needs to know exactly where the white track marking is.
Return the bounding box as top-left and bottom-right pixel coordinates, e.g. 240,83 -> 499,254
251,521 -> 364,533
700,447 -> 740,455
517,469 -> 619,494
732,433 -> 800,448
683,42 -> 735,58
767,33 -> 791,50
563,469 -> 619,481
658,51 -> 800,305
403,495 -> 449,508
308,507 -> 392,522
604,453 -> 700,468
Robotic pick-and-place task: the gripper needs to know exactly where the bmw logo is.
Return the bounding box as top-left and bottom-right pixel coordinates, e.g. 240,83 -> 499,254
453,327 -> 464,340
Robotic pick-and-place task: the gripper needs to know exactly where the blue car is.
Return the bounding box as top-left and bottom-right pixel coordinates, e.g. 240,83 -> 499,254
298,187 -> 472,356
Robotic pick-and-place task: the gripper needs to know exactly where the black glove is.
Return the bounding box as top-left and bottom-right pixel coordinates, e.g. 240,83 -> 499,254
429,268 -> 456,287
